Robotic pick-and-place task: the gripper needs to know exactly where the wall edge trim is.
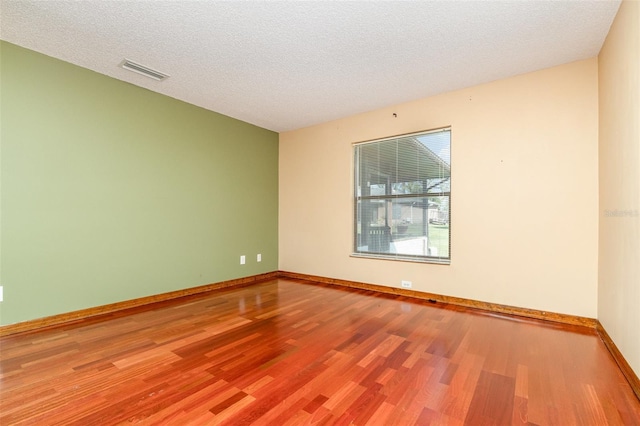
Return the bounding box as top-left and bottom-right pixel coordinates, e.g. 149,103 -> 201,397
288,269 -> 638,401
596,321 -> 640,401
4,269 -> 637,402
0,271 -> 279,337
278,270 -> 598,328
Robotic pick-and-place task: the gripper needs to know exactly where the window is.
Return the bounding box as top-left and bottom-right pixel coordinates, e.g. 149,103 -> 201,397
353,128 -> 451,263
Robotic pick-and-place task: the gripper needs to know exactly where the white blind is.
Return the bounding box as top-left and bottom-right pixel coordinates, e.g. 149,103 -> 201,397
354,128 -> 451,262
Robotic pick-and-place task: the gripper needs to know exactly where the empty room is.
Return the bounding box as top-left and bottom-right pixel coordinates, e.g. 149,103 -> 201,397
1,1 -> 639,424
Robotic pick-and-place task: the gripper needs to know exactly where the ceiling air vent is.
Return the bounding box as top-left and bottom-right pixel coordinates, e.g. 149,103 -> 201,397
119,59 -> 169,81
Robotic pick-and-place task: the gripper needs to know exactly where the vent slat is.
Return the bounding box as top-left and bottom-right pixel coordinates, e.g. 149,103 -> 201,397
119,59 -> 169,81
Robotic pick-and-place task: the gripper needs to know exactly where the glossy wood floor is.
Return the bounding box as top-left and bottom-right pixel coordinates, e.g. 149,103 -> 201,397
1,279 -> 639,425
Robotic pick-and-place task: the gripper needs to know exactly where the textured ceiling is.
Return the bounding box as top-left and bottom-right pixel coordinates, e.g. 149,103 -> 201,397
0,1 -> 621,132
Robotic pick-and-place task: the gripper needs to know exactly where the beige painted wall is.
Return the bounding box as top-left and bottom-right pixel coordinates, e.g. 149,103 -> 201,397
280,59 -> 599,318
598,0 -> 640,376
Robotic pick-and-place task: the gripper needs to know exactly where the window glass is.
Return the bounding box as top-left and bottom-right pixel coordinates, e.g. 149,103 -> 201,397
354,128 -> 451,263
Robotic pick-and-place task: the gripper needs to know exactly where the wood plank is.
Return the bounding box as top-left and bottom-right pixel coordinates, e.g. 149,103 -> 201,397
596,321 -> 640,401
0,272 -> 278,337
1,278 -> 638,425
279,270 -> 598,327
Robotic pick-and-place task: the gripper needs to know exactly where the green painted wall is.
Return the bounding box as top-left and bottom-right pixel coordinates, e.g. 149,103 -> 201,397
0,42 -> 279,325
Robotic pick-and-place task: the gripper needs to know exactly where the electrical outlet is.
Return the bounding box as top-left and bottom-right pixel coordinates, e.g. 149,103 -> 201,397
401,280 -> 412,289
0,286 -> 3,302
240,255 -> 246,265
257,253 -> 262,262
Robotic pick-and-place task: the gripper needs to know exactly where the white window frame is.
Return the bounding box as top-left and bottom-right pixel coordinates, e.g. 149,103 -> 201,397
352,128 -> 451,264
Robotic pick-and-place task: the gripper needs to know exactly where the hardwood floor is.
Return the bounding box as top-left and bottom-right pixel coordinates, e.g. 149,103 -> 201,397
1,279 -> 638,425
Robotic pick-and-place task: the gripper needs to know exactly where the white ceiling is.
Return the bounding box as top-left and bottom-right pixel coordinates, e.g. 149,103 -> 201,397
0,1 -> 621,132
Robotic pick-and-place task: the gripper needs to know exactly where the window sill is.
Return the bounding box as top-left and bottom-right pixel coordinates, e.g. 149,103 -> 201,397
350,252 -> 450,265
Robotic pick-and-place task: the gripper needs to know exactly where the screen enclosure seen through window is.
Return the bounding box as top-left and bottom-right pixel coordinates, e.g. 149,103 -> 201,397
353,128 -> 451,263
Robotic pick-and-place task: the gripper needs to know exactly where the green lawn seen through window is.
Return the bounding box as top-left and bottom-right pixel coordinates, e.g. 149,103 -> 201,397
399,223 -> 449,257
